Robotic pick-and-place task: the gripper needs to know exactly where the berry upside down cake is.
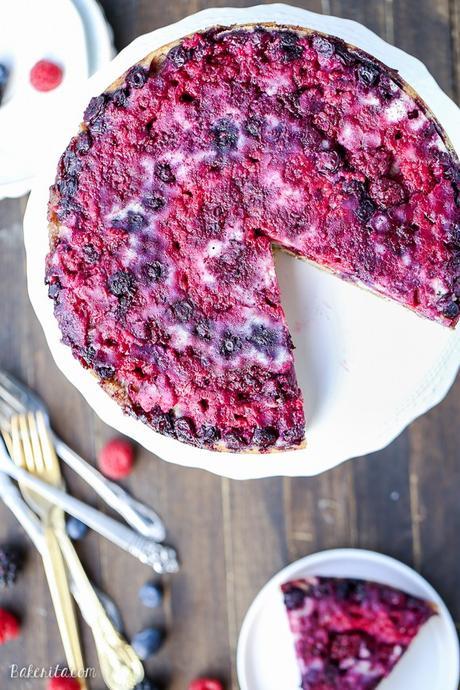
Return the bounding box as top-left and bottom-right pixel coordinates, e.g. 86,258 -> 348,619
282,577 -> 435,689
46,25 -> 460,453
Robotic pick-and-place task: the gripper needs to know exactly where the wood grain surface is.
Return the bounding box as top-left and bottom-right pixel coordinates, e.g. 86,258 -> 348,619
0,1 -> 459,688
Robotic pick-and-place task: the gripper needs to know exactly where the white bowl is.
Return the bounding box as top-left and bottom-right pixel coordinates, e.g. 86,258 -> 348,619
23,4 -> 460,479
237,549 -> 460,690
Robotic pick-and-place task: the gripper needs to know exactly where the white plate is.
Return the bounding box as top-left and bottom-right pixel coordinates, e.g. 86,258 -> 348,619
237,549 -> 460,690
0,0 -> 113,199
23,4 -> 460,479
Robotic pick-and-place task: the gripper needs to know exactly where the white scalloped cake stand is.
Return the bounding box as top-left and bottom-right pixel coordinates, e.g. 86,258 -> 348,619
23,4 -> 460,479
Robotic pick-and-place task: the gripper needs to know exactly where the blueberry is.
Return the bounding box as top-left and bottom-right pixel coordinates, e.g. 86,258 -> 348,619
76,131 -> 92,154
171,299 -> 194,322
95,587 -> 124,633
312,36 -> 334,58
47,279 -> 62,300
245,116 -> 263,138
112,87 -> 130,108
219,332 -> 242,358
212,119 -> 239,150
82,345 -> 96,365
139,581 -> 164,608
247,324 -> 278,351
108,270 -> 136,298
279,31 -> 303,61
126,65 -> 149,89
0,545 -> 24,589
58,176 -> 78,198
199,424 -> 221,444
335,42 -> 356,65
283,586 -> 305,610
62,150 -> 80,176
194,319 -> 212,340
252,426 -> 278,448
66,516 -> 88,540
132,627 -> 165,659
174,417 -> 195,443
84,94 -> 107,123
115,211 -> 146,232
0,63 -> 8,104
82,244 -> 100,263
168,45 -> 193,68
357,61 -> 380,87
443,301 -> 460,319
151,409 -> 175,436
96,364 -> 115,380
155,162 -> 176,184
355,198 -> 376,223
143,195 -> 166,211
143,261 -> 166,283
283,424 -> 305,446
318,150 -> 341,174
134,679 -> 160,690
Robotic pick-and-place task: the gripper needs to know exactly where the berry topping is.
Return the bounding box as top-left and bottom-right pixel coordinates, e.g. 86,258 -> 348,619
108,271 -> 137,299
0,608 -> 20,644
0,546 -> 23,589
47,26 -> 460,455
127,65 -> 149,88
30,60 -> 63,92
139,581 -> 164,608
65,516 -> 89,541
212,119 -> 239,150
98,438 -> 135,479
132,627 -> 165,659
47,675 -> 80,690
188,679 -> 224,690
282,577 -> 435,690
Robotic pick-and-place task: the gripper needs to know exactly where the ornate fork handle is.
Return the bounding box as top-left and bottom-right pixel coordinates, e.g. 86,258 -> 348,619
54,437 -> 166,541
0,453 -> 179,574
56,526 -> 144,690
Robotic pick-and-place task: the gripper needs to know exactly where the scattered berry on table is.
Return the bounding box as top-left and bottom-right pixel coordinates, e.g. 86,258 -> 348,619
30,59 -> 63,92
0,545 -> 24,589
95,587 -> 124,633
47,675 -> 80,690
0,64 -> 9,104
188,679 -> 224,690
0,608 -> 20,644
98,437 -> 135,479
132,627 -> 165,659
134,679 -> 160,690
65,516 -> 88,541
139,581 -> 164,608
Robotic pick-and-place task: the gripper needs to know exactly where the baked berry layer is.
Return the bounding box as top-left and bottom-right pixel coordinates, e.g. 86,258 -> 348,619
46,26 -> 460,452
282,577 -> 435,689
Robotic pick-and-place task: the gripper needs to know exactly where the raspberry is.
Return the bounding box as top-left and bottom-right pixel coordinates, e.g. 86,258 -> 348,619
0,609 -> 20,644
30,60 -> 63,92
188,680 -> 224,690
98,438 -> 135,479
47,675 -> 80,690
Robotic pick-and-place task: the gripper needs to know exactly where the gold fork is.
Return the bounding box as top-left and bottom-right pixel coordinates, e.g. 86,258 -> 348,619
9,412 -> 87,689
10,412 -> 144,690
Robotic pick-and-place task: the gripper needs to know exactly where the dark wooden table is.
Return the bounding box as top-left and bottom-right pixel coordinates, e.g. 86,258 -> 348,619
0,1 -> 459,688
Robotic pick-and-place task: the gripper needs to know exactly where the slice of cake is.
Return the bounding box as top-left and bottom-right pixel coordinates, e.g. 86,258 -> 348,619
46,25 -> 460,452
281,576 -> 435,689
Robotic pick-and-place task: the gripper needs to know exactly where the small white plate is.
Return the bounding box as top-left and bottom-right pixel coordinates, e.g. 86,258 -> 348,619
237,549 -> 459,690
0,0 -> 113,199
